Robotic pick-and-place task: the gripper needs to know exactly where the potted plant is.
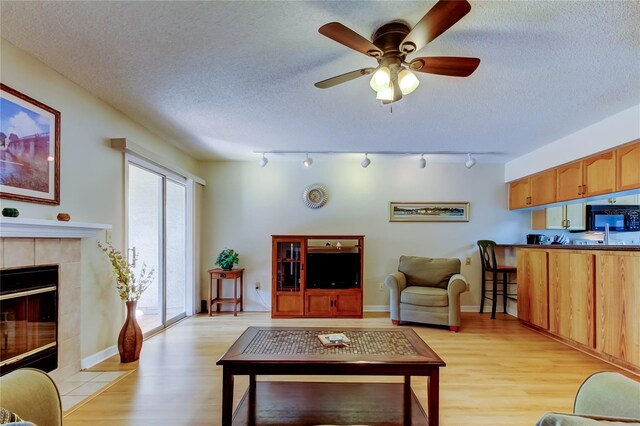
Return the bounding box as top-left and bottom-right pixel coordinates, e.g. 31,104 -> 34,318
98,242 -> 154,363
215,248 -> 239,271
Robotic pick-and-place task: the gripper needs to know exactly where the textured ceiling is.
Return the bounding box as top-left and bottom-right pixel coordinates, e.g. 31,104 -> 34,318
1,1 -> 639,163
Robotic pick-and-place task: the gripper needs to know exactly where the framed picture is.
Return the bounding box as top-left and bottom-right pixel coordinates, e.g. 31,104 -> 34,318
0,84 -> 60,205
389,202 -> 470,222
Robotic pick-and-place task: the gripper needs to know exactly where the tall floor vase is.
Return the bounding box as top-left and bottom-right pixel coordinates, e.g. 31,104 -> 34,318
118,300 -> 143,363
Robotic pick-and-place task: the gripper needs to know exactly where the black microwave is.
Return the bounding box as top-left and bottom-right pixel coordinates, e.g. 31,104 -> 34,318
586,205 -> 640,232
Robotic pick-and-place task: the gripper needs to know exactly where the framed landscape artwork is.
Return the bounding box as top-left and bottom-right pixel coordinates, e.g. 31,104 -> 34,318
389,202 -> 470,222
0,83 -> 60,205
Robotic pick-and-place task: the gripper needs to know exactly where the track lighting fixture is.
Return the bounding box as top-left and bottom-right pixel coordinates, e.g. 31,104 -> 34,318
255,151 -> 492,167
465,153 -> 476,169
418,154 -> 426,169
303,153 -> 313,167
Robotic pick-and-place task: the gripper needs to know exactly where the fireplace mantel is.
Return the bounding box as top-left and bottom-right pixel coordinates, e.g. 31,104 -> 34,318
0,217 -> 111,238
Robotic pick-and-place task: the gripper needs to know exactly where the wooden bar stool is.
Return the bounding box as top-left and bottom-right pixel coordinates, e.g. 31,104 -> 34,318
477,240 -> 517,319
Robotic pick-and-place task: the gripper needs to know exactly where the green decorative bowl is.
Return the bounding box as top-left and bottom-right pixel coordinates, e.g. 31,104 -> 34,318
2,208 -> 19,217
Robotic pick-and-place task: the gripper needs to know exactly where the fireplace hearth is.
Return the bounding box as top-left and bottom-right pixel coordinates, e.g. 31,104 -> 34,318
0,265 -> 58,376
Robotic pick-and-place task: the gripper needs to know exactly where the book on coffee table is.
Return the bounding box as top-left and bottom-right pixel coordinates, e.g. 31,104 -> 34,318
317,333 -> 351,347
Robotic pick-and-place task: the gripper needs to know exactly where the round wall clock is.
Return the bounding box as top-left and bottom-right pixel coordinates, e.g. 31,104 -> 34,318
302,184 -> 328,209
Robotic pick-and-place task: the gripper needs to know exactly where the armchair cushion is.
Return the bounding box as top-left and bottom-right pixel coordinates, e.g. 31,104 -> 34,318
400,286 -> 448,307
398,256 -> 460,289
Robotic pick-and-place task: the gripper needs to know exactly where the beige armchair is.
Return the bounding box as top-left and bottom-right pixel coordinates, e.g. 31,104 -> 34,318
536,371 -> 640,425
384,256 -> 469,332
0,368 -> 62,426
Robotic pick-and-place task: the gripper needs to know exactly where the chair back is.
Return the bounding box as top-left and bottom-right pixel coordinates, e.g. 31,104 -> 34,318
398,256 -> 460,289
477,240 -> 498,273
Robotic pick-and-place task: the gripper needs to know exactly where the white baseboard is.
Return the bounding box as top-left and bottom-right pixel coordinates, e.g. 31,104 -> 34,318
81,344 -> 118,369
364,305 -> 389,312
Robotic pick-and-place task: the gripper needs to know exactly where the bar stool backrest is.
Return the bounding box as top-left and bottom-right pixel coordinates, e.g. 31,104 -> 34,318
477,240 -> 498,272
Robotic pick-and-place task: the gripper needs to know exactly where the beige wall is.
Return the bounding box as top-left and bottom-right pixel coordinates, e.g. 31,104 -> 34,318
199,159 -> 531,311
0,39 -> 200,359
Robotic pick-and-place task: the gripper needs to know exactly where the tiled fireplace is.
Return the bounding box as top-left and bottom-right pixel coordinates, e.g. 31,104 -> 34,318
0,237 -> 82,383
0,217 -> 109,385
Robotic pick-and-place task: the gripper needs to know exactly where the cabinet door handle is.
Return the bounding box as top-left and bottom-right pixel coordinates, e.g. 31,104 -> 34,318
566,219 -> 570,228
582,184 -> 587,195
577,185 -> 582,195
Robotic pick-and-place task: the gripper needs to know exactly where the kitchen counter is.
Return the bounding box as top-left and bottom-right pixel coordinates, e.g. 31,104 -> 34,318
497,244 -> 640,251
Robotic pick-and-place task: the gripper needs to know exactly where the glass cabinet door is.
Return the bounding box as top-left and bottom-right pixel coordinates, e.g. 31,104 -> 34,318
276,241 -> 302,292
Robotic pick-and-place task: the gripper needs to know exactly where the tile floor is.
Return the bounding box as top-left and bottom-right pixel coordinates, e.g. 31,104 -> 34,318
59,371 -> 128,412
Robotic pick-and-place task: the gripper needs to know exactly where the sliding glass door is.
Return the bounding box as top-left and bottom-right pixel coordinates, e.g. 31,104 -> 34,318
128,159 -> 188,334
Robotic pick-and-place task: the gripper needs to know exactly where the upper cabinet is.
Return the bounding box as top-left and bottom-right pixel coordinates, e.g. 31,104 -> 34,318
616,140 -> 640,192
510,140 -> 638,210
557,152 -> 616,202
509,169 -> 557,209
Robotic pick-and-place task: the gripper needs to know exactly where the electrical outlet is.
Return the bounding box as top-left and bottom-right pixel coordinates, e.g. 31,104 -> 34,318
105,229 -> 112,243
465,257 -> 471,265
255,282 -> 261,290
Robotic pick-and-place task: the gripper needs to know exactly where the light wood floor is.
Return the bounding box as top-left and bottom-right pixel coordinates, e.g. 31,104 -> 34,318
63,312 -> 636,426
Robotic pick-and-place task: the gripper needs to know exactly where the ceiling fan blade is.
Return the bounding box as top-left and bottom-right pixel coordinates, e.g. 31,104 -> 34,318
400,0 -> 471,54
410,56 -> 480,77
314,68 -> 375,89
319,22 -> 382,57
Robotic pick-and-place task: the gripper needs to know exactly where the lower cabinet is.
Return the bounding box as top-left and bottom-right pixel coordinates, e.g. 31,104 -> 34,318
305,290 -> 362,317
595,251 -> 640,367
548,251 -> 595,347
518,248 -> 640,372
517,249 -> 549,329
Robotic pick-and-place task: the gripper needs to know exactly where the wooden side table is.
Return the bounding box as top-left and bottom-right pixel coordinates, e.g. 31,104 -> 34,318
208,268 -> 244,316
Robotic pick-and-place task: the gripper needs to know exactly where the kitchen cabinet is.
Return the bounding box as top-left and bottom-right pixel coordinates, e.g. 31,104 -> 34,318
509,169 -> 557,210
517,247 -> 640,373
595,251 -> 640,367
557,152 -> 616,202
517,249 -> 548,329
271,235 -> 364,318
548,251 -> 595,347
544,203 -> 586,230
616,139 -> 640,192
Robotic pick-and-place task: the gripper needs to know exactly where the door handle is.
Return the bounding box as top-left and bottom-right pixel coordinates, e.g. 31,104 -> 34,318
127,246 -> 137,268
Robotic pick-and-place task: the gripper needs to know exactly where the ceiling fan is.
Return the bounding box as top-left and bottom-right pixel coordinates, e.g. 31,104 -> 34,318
314,0 -> 480,104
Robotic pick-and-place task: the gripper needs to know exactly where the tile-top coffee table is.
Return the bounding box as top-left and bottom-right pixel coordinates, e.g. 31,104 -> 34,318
216,327 -> 446,425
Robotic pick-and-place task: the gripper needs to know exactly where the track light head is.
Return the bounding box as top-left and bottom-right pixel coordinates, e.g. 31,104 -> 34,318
361,153 -> 371,168
303,153 -> 313,167
418,154 -> 426,169
465,153 -> 476,169
259,153 -> 268,167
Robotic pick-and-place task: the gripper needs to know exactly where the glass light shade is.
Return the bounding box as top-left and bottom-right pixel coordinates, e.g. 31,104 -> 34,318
376,82 -> 395,101
370,67 -> 391,92
259,155 -> 268,167
361,155 -> 371,168
303,155 -> 313,167
418,155 -> 426,169
398,69 -> 420,95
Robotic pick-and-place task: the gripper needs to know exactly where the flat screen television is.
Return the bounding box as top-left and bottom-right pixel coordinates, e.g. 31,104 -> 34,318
306,252 -> 360,289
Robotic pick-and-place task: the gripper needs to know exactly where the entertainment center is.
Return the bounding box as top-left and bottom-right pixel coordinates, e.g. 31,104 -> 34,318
271,235 -> 364,318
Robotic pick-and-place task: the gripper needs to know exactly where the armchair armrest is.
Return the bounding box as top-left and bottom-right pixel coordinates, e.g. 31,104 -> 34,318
574,372 -> 640,419
384,272 -> 407,321
447,274 -> 469,328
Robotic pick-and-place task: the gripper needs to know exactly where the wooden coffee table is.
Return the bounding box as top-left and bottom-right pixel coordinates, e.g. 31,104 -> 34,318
216,326 -> 446,425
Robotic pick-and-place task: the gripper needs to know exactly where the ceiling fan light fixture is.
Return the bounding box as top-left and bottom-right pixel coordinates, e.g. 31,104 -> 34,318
398,69 -> 420,95
418,154 -> 426,169
369,66 -> 391,92
303,153 -> 314,167
361,153 -> 371,168
465,153 -> 476,169
376,82 -> 395,101
259,153 -> 268,167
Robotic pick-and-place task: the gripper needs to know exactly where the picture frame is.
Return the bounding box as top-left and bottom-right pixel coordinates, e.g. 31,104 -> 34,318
1,83 -> 60,205
389,202 -> 470,222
